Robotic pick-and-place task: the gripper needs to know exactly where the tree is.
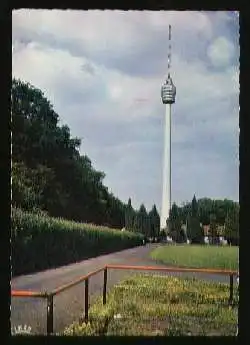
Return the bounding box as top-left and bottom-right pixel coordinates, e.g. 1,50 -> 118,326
198,200 -> 210,225
214,200 -> 226,225
168,203 -> 183,242
133,204 -> 148,235
186,196 -> 204,244
11,162 -> 41,211
133,211 -> 140,233
12,78 -> 82,218
12,78 -> 59,167
180,201 -> 192,224
177,197 -> 238,239
191,195 -> 198,217
12,78 -> 132,226
209,213 -> 220,245
125,198 -> 134,231
187,215 -> 203,244
159,229 -> 167,241
148,205 -> 160,239
225,206 -> 239,246
144,214 -> 151,239
13,79 -> 118,225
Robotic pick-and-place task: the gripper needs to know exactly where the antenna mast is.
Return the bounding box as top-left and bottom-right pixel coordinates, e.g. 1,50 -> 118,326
167,25 -> 172,78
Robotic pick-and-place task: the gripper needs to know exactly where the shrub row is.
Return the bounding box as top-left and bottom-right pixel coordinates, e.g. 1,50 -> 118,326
11,208 -> 144,276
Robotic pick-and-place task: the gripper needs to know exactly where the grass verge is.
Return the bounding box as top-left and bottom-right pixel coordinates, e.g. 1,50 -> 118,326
63,274 -> 238,336
150,244 -> 238,270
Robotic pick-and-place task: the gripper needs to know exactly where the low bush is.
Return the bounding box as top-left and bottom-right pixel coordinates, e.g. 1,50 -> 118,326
11,207 -> 144,276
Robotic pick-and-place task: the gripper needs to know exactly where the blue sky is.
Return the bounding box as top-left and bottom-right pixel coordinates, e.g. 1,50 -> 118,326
12,10 -> 239,211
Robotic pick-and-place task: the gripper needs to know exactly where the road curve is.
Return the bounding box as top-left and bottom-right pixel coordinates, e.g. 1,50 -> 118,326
11,244 -> 235,335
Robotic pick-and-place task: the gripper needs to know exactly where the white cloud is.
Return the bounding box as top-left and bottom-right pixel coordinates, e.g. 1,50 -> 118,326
12,10 -> 239,210
207,36 -> 235,68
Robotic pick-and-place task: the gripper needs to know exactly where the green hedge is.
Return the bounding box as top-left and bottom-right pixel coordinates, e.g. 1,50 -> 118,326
11,208 -> 144,276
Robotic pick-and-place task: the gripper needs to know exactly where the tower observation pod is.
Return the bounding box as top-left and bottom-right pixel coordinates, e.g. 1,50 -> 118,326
161,75 -> 176,104
160,25 -> 176,231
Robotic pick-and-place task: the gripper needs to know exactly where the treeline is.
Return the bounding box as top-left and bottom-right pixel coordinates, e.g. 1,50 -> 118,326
11,78 -> 160,236
125,199 -> 160,239
167,196 -> 239,245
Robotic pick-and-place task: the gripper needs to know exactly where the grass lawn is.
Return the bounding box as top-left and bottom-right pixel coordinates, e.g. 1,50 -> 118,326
150,244 -> 238,270
63,274 -> 238,336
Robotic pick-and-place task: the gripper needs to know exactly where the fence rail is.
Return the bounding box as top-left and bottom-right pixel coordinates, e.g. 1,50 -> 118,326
50,267 -> 105,296
11,290 -> 48,298
11,265 -> 238,335
106,264 -> 237,275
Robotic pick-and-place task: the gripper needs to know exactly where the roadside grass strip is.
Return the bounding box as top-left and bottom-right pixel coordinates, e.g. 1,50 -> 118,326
150,244 -> 238,270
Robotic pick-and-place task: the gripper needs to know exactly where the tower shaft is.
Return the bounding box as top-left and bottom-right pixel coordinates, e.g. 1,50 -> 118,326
160,24 -> 176,231
160,103 -> 171,230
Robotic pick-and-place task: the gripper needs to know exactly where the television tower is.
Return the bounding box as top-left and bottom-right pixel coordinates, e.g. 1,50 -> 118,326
160,25 -> 176,230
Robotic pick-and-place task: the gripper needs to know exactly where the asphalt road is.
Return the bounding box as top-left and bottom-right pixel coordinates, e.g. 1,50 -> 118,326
11,244 -> 235,335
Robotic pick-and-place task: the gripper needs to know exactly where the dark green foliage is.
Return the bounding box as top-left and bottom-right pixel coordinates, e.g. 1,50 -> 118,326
168,203 -> 183,243
187,215 -> 204,244
11,78 -> 134,228
191,195 -> 198,217
179,198 -> 238,227
133,204 -> 147,234
131,204 -> 161,240
177,197 -> 238,244
132,204 -> 161,239
12,161 -> 56,212
11,208 -> 144,276
125,198 -> 134,231
209,213 -> 220,245
225,206 -> 239,246
148,205 -> 160,239
11,78 -> 148,276
12,162 -> 41,211
179,226 -> 187,243
159,229 -> 167,240
186,195 -> 204,244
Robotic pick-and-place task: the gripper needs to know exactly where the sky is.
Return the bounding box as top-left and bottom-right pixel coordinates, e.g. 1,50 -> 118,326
12,10 -> 239,212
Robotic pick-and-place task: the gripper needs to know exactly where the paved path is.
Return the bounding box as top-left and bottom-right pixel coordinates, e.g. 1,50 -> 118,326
11,244 -> 235,335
